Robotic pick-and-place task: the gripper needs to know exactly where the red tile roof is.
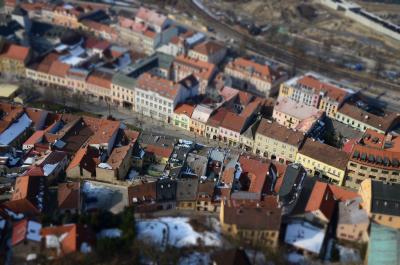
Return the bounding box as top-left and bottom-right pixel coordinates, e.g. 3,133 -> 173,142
297,75 -> 348,103
23,130 -> 45,147
136,73 -> 178,100
11,219 -> 28,246
305,182 -> 336,221
191,40 -> 225,56
174,103 -> 196,117
86,70 -> 112,89
174,55 -> 216,81
226,57 -> 279,83
58,182 -> 80,210
238,156 -> 269,194
41,224 -> 94,257
0,43 -> 30,62
222,196 -> 282,230
145,144 -> 173,159
220,111 -> 246,133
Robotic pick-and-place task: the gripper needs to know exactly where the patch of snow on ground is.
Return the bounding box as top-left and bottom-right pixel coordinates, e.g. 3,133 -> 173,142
136,217 -> 221,248
284,221 -> 325,254
127,169 -> 139,181
80,242 -> 92,253
179,252 -> 210,265
287,252 -> 305,264
82,181 -> 114,211
337,245 -> 361,264
98,228 -> 122,239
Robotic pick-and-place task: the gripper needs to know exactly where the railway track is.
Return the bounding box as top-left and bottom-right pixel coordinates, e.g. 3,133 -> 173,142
183,0 -> 400,93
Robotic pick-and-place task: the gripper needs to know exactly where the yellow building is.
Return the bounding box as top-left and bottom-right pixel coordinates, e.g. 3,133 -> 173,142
189,105 -> 213,136
253,119 -> 305,164
336,102 -> 400,134
296,138 -> 349,185
0,43 -> 31,77
345,130 -> 400,190
220,198 -> 282,249
173,104 -> 195,131
279,73 -> 350,119
359,179 -> 400,229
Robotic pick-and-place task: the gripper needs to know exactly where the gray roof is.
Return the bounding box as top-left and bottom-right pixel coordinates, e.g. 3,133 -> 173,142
278,164 -> 306,198
112,73 -> 136,89
338,197 -> 369,225
371,180 -> 400,216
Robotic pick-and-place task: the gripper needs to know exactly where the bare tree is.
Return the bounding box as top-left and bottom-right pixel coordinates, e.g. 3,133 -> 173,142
72,92 -> 84,110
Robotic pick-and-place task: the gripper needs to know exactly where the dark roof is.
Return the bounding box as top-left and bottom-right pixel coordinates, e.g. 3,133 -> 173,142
371,180 -> 400,216
299,138 -> 349,170
256,119 -> 305,147
223,197 -> 281,230
12,6 -> 28,16
211,248 -> 251,265
278,163 -> 306,197
58,182 -> 80,210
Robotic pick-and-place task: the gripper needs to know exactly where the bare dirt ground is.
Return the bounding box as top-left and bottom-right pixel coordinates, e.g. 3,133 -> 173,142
202,0 -> 400,78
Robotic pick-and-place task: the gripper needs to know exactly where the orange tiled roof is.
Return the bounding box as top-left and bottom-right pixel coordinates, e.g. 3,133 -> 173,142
86,70 -> 112,89
48,60 -> 70,78
297,75 -> 348,103
174,103 -> 196,117
136,73 -> 178,100
220,111 -> 246,133
305,181 -> 335,220
192,40 -> 225,56
238,156 -> 269,194
226,57 -> 278,83
174,55 -> 216,81
0,43 -> 30,62
145,144 -> 173,159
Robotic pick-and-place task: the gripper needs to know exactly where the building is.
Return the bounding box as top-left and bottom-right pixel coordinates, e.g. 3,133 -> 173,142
111,73 -> 136,110
188,40 -> 227,64
336,102 -> 400,134
128,181 -> 158,212
224,57 -> 287,97
189,104 -> 214,136
173,103 -> 195,131
11,219 -> 42,264
220,198 -> 282,248
359,179 -> 400,229
205,107 -> 228,141
279,73 -> 352,118
58,182 -> 81,214
41,224 -> 95,258
254,119 -> 305,164
86,70 -> 113,102
336,197 -> 369,242
273,97 -> 324,133
296,139 -> 349,185
345,129 -> 400,189
367,223 -> 400,265
173,55 -> 217,94
0,43 -> 31,77
5,175 -> 45,216
96,145 -> 133,183
116,8 -> 177,54
135,73 -> 199,123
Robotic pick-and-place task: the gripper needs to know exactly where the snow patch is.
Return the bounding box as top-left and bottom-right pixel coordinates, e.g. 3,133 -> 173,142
136,217 -> 221,248
98,228 -> 122,239
284,221 -> 325,254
